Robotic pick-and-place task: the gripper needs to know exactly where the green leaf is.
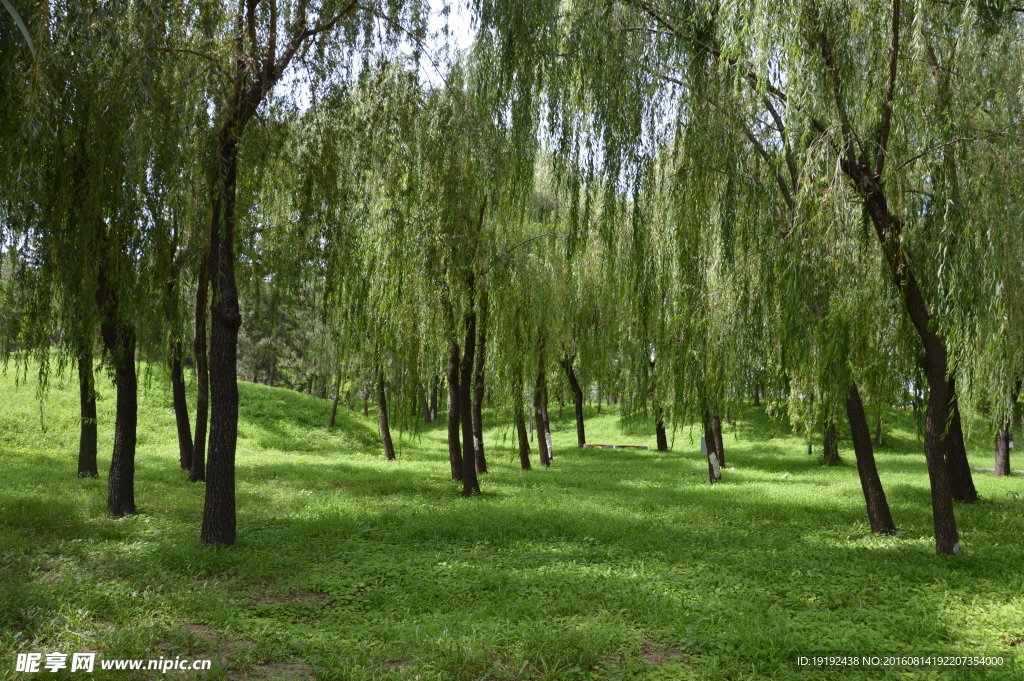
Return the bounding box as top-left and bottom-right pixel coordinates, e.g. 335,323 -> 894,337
2,0 -> 37,61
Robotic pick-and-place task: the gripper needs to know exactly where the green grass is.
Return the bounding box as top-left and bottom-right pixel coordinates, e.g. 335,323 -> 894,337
2,366 -> 1023,680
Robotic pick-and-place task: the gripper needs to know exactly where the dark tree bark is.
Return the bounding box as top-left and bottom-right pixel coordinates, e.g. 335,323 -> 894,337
945,386 -> 977,503
702,412 -> 721,483
560,355 -> 586,447
822,421 -> 840,466
446,341 -> 463,480
712,414 -> 724,467
995,424 -> 1012,477
329,373 -> 341,428
170,342 -> 194,471
471,284 -> 488,473
97,273 -> 137,517
655,413 -> 671,450
191,259 -> 209,483
846,383 -> 896,533
77,346 -> 98,478
459,312 -> 481,495
202,130 -> 243,546
515,397 -> 531,470
753,381 -> 760,406
994,382 -> 1019,477
377,372 -> 395,460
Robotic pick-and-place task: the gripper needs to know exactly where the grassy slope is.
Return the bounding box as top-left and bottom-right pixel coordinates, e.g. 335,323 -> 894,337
1,367 -> 1023,681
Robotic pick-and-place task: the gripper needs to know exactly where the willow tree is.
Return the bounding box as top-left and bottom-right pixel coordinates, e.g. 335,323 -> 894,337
2,0 -> 203,515
179,0 -> 429,545
475,0 -> 1024,554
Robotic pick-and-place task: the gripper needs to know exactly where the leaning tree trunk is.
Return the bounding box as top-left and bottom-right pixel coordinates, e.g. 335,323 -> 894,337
850,168 -> 960,554
945,383 -> 977,502
459,312 -> 481,495
702,411 -> 721,483
846,383 -> 896,533
170,341 -> 194,471
655,411 -> 668,452
753,381 -> 760,407
561,356 -> 586,447
471,285 -> 488,473
96,276 -> 137,518
191,259 -> 209,483
822,421 -> 840,466
446,341 -> 463,481
377,371 -> 395,461
202,131 -> 242,547
77,346 -> 98,478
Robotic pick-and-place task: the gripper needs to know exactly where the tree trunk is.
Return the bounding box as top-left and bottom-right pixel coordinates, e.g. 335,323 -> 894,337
535,352 -> 551,467
655,414 -> 668,452
703,411 -> 721,483
753,381 -> 760,406
874,407 -> 883,447
363,386 -> 369,417
97,305 -> 137,517
515,397 -> 531,470
822,421 -> 840,466
77,346 -> 98,478
191,259 -> 209,483
268,355 -> 276,387
846,383 -> 896,533
377,371 -> 395,460
855,172 -> 959,554
170,341 -> 194,471
995,423 -> 1012,477
472,285 -> 488,473
459,312 -> 481,495
712,414 -> 724,466
561,356 -> 586,447
202,133 -> 242,547
329,373 -> 341,427
446,341 -> 463,481
542,384 -> 553,461
597,384 -> 602,415
945,383 -> 977,503
535,390 -> 550,465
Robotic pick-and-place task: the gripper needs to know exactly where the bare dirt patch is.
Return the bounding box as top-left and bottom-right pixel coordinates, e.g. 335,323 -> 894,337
640,638 -> 690,666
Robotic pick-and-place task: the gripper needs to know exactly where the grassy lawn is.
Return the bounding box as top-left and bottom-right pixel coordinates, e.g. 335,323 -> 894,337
1,366 -> 1023,680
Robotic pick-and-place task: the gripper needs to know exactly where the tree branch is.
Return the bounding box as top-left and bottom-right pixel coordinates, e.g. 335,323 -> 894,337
808,4 -> 857,167
875,0 -> 900,177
